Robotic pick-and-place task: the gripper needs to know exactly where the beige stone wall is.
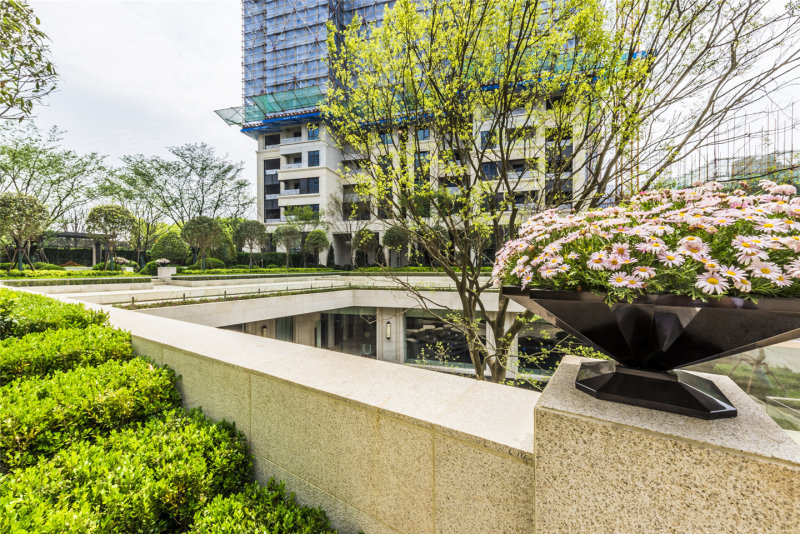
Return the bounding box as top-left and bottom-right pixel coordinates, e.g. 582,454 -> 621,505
535,356 -> 800,533
98,303 -> 538,534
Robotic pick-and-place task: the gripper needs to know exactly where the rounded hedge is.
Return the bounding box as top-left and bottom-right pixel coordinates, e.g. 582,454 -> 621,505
190,480 -> 336,534
0,358 -> 179,468
0,409 -> 251,532
0,324 -> 133,385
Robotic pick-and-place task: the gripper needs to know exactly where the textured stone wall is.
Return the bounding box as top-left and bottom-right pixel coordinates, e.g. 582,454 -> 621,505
535,356 -> 800,533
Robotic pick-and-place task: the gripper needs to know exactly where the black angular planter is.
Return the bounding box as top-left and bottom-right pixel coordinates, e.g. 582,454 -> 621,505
504,286 -> 800,419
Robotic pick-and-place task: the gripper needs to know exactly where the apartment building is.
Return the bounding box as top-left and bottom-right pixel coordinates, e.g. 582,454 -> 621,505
216,0 -> 584,265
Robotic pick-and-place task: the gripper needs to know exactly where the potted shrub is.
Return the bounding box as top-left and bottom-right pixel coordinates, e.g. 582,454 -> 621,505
494,181 -> 800,419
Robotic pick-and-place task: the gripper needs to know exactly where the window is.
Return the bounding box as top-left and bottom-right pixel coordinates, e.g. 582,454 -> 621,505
417,128 -> 430,141
481,161 -> 498,180
300,177 -> 319,194
264,199 -> 280,221
379,132 -> 392,145
264,134 -> 280,147
308,124 -> 320,140
308,150 -> 320,167
480,130 -> 497,149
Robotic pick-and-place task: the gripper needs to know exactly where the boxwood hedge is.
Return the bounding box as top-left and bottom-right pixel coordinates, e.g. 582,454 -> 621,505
0,409 -> 251,532
0,358 -> 179,469
0,324 -> 133,385
190,480 -> 336,534
0,289 -> 107,339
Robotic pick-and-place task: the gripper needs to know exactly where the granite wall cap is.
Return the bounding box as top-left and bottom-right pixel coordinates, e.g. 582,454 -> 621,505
539,355 -> 800,465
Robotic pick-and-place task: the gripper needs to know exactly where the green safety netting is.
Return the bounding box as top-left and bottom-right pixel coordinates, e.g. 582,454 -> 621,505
218,86 -> 325,126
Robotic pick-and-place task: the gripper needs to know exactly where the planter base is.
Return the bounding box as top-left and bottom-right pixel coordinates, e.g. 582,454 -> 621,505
575,360 -> 737,420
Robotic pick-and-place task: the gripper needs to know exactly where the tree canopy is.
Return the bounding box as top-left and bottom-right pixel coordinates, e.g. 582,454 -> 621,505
234,219 -> 268,268
0,0 -> 57,121
85,204 -> 135,270
181,216 -> 225,270
0,191 -> 47,269
126,143 -> 252,227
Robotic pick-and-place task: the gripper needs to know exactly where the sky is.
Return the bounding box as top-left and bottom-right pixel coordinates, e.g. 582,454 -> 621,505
27,0 -> 255,189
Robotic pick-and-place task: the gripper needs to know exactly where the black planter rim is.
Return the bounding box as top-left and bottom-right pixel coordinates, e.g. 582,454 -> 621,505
502,285 -> 800,313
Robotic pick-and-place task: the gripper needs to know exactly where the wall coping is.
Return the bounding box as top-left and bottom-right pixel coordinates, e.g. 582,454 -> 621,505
62,294 -> 538,460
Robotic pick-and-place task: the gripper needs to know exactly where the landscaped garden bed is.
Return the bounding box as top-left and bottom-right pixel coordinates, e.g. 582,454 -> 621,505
0,288 -> 336,532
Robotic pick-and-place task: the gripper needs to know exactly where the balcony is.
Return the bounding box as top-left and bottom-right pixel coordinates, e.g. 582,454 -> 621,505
281,136 -> 304,145
265,193 -> 279,200
282,162 -> 303,170
282,189 -> 300,196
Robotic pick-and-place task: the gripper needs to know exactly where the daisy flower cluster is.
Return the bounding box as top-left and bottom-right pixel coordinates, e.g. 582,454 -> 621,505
493,180 -> 800,301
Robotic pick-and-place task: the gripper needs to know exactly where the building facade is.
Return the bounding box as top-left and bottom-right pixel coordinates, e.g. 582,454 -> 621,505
217,0 -> 585,265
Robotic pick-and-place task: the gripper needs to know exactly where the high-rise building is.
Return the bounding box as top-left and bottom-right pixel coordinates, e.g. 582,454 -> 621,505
217,0 -> 582,266
217,0 -> 394,265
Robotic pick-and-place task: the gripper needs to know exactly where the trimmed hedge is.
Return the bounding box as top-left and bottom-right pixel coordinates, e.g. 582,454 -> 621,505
190,480 -> 336,534
0,358 -> 179,468
0,269 -> 139,279
0,409 -> 251,532
186,257 -> 226,270
178,267 -> 335,276
0,324 -> 133,385
3,276 -> 151,287
0,289 -> 107,339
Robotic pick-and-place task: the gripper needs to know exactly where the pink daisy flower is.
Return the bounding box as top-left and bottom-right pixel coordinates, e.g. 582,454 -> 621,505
750,261 -> 782,281
633,266 -> 656,279
658,252 -> 685,267
695,272 -> 729,295
719,265 -> 747,282
608,271 -> 630,288
734,278 -> 753,293
539,267 -> 558,279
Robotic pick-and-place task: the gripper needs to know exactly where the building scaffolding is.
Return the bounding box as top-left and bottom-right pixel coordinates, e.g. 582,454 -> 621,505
217,0 -> 393,130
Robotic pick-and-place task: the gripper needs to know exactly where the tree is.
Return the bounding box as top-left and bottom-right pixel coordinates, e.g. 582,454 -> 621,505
181,216 -> 224,271
126,144 -> 252,227
273,224 -> 301,269
284,205 -> 325,266
0,123 -> 104,232
99,158 -> 171,267
0,0 -> 57,121
324,192 -> 370,266
323,0 -> 600,380
382,226 -> 408,268
323,0 -> 800,382
352,229 -> 377,267
150,232 -> 188,265
303,229 -> 329,266
234,219 -> 268,268
85,204 -> 135,272
0,192 -> 47,269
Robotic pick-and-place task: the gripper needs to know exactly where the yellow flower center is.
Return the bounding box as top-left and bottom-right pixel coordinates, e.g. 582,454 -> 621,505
761,268 -> 770,274
708,277 -> 719,285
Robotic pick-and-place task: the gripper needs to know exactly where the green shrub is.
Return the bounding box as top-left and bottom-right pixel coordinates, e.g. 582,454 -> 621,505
0,409 -> 251,532
32,262 -> 65,271
151,231 -> 189,264
190,480 -> 336,534
0,358 -> 179,468
91,259 -> 140,271
4,276 -> 151,287
187,257 -> 226,270
0,289 -> 107,340
0,324 -> 133,385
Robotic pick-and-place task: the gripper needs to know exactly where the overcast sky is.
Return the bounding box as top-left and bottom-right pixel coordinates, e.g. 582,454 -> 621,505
28,0 -> 254,188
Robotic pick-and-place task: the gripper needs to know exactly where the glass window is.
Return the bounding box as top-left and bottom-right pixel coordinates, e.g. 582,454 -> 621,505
405,309 -> 485,369
481,130 -> 497,149
276,317 -> 294,342
319,307 -> 377,359
481,161 -> 498,180
308,150 -> 320,167
417,128 -> 430,141
308,124 -> 320,140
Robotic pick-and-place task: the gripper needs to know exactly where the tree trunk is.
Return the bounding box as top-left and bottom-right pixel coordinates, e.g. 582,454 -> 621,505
248,252 -> 253,269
